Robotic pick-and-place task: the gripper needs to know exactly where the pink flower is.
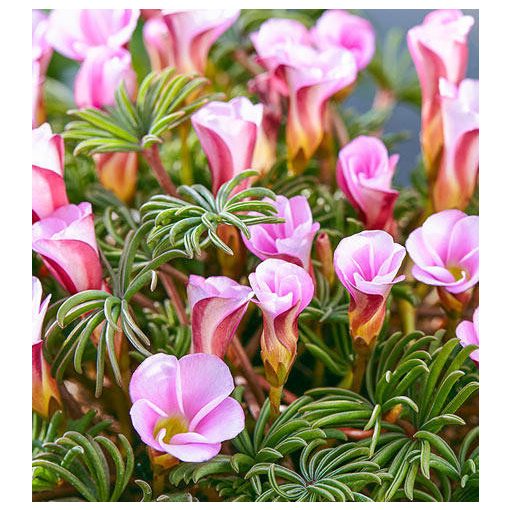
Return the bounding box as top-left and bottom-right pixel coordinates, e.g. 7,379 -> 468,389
47,9 -> 140,61
143,16 -> 174,72
456,307 -> 479,364
407,9 -> 474,173
251,18 -> 310,73
187,276 -> 253,358
242,195 -> 320,271
274,44 -> 357,171
74,47 -> 137,109
32,277 -> 61,418
406,210 -> 479,294
311,10 -> 375,70
334,231 -> 405,347
33,10 -> 52,127
433,78 -> 479,211
32,124 -> 68,223
32,203 -> 103,294
191,97 -> 263,194
161,10 -> 240,74
94,152 -> 139,203
129,353 -> 245,462
336,136 -> 399,232
249,259 -> 314,393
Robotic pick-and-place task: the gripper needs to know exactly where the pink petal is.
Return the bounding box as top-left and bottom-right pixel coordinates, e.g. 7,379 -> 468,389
130,399 -> 168,451
193,396 -> 245,442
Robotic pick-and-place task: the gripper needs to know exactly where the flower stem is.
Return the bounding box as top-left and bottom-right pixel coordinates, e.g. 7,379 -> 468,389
269,385 -> 283,419
351,345 -> 370,393
159,272 -> 189,325
142,145 -> 178,196
398,299 -> 416,334
179,123 -> 193,185
230,336 -> 266,407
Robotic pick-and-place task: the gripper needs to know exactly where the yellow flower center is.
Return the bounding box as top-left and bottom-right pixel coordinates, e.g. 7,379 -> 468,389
447,265 -> 466,281
153,415 -> 188,444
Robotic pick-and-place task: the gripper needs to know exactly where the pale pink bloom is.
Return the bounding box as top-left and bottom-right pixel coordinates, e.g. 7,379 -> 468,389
242,195 -> 320,271
143,16 -> 174,72
433,78 -> 479,211
334,231 -> 405,346
47,9 -> 140,61
336,136 -> 399,232
251,18 -> 310,73
273,43 -> 357,170
32,277 -> 60,418
249,259 -> 314,388
32,124 -> 68,223
32,203 -> 103,294
407,9 -> 474,172
33,10 -> 52,127
129,353 -> 245,462
311,10 -> 375,70
192,97 -> 263,194
188,276 -> 253,358
456,307 -> 479,363
74,47 -> 137,109
406,210 -> 478,294
162,10 -> 240,74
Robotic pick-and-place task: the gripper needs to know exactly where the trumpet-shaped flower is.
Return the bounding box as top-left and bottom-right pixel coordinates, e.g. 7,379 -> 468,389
311,10 -> 375,70
33,10 -> 52,127
273,43 -> 357,171
47,9 -> 140,61
433,78 -> 479,211
143,16 -> 174,72
334,231 -> 405,348
456,307 -> 479,364
407,9 -> 474,174
242,195 -> 320,271
249,259 -> 314,393
129,353 -> 245,462
162,10 -> 240,74
32,203 -> 103,294
406,210 -> 479,295
336,136 -> 399,232
32,124 -> 68,222
93,151 -> 139,203
74,47 -> 137,109
192,97 -> 263,194
32,277 -> 61,418
188,276 -> 253,358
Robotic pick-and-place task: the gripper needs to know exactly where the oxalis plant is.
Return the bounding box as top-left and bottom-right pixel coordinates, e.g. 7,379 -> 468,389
32,8 -> 479,503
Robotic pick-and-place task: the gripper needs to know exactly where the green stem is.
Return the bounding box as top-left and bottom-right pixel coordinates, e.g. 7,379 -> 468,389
269,385 -> 283,420
351,348 -> 370,393
398,299 -> 416,334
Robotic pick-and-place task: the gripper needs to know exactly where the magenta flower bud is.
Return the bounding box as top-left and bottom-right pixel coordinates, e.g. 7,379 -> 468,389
162,10 -> 240,74
273,44 -> 357,171
242,195 -> 320,271
143,16 -> 174,72
129,353 -> 245,462
47,9 -> 140,61
407,10 -> 474,174
192,97 -> 263,194
187,276 -> 253,358
433,79 -> 479,211
334,231 -> 405,348
249,259 -> 314,393
32,124 -> 68,223
32,203 -> 103,294
406,210 -> 478,295
456,307 -> 479,364
33,10 -> 52,128
74,47 -> 137,109
336,136 -> 399,233
310,10 -> 375,70
32,277 -> 61,418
